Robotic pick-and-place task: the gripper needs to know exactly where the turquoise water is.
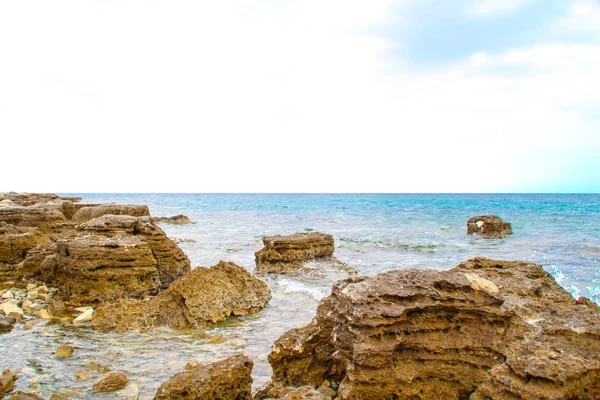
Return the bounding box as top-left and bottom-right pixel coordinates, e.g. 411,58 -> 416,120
78,193 -> 600,303
1,193 -> 598,398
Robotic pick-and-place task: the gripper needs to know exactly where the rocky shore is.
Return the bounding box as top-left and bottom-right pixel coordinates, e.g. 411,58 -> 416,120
1,192 -> 599,399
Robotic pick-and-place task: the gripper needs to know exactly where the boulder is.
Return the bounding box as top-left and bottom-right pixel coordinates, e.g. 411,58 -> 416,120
55,344 -> 74,358
92,261 -> 271,332
92,371 -> 129,393
71,204 -> 150,223
466,215 -> 512,238
153,354 -> 253,400
17,215 -> 190,304
152,215 -> 193,225
264,258 -> 600,399
255,233 -> 339,274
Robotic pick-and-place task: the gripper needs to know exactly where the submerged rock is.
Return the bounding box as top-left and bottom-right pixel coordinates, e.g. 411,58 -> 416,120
92,371 -> 129,393
55,344 -> 74,359
255,233 -> 346,274
152,215 -> 193,225
18,215 -> 190,304
92,261 -> 271,332
263,257 -> 600,399
153,354 -> 253,400
466,215 -> 512,238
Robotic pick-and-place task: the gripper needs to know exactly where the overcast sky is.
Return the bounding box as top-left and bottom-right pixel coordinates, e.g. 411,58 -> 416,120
1,0 -> 598,193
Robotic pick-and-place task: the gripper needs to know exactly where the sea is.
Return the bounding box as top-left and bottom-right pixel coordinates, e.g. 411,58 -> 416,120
1,193 -> 599,398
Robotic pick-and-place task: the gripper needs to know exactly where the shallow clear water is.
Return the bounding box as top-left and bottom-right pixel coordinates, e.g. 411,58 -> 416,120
1,193 -> 599,398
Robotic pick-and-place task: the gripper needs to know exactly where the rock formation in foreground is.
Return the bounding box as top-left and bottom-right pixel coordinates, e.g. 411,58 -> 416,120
259,257 -> 600,399
154,354 -> 253,400
152,214 -> 193,225
92,261 -> 271,332
467,215 -> 512,238
255,232 -> 351,275
1,192 -> 191,306
17,215 -> 190,304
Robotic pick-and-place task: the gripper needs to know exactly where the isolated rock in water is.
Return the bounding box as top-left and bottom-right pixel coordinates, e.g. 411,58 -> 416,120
264,257 -> 600,399
92,371 -> 129,393
152,215 -> 193,225
255,232 -> 340,274
55,344 -> 74,359
92,261 -> 271,332
467,215 -> 512,238
71,204 -> 150,223
153,354 -> 253,400
18,215 -> 190,304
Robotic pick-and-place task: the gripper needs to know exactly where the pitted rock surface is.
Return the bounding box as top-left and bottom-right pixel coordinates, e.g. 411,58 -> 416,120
264,258 -> 600,399
467,215 -> 513,238
92,261 -> 271,332
255,233 -> 339,274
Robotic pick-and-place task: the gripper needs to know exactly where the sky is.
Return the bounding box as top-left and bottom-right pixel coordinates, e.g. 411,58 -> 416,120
0,0 -> 598,193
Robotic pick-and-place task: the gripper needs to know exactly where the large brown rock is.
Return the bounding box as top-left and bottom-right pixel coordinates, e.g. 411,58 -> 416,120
467,215 -> 512,238
0,224 -> 50,281
255,233 -> 338,274
18,215 -> 190,304
71,204 -> 150,222
264,258 -> 600,399
92,371 -> 129,392
153,354 -> 253,400
92,261 -> 271,332
0,200 -> 67,231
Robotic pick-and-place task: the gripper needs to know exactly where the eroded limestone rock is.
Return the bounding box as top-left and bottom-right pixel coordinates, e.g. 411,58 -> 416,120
92,261 -> 271,332
255,233 -> 346,274
71,204 -> 150,223
153,354 -> 253,400
264,258 -> 600,399
18,215 -> 190,304
467,215 -> 513,238
92,371 -> 129,393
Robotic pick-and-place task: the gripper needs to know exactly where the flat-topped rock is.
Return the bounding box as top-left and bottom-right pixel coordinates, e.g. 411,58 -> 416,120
71,204 -> 150,222
92,261 -> 271,332
18,215 -> 190,304
467,215 -> 512,238
153,354 -> 253,399
255,232 -> 338,274
264,257 -> 600,399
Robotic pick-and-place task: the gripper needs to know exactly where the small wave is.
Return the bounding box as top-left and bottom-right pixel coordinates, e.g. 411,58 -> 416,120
339,237 -> 439,252
277,278 -> 330,301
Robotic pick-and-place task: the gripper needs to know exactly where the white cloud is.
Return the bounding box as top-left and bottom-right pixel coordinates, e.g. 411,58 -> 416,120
0,1 -> 598,192
557,0 -> 600,35
467,0 -> 533,16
